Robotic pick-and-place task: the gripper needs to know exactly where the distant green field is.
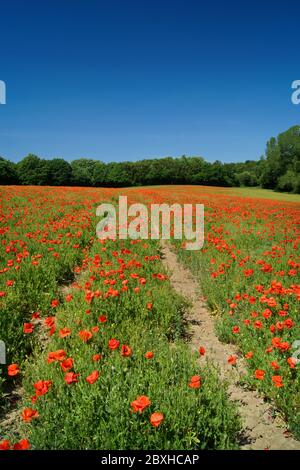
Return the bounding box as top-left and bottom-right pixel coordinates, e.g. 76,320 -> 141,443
230,187 -> 300,203
125,185 -> 300,204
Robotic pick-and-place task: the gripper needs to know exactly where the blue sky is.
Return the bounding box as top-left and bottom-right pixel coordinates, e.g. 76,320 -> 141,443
0,0 -> 299,163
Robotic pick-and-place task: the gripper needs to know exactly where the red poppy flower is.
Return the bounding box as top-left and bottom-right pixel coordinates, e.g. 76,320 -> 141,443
92,354 -> 102,362
86,370 -> 99,384
131,395 -> 151,413
31,312 -> 40,319
147,302 -> 153,310
78,330 -> 93,342
245,351 -> 253,359
51,299 -> 59,308
60,357 -> 74,372
145,351 -> 154,359
59,327 -> 71,338
270,361 -> 280,370
33,380 -> 52,396
228,355 -> 237,365
243,269 -> 254,277
23,323 -> 34,334
0,439 -> 10,450
272,375 -> 283,388
232,326 -> 240,334
254,369 -> 265,380
44,316 -> 55,328
31,395 -> 37,404
13,439 -> 30,450
150,412 -> 164,428
98,315 -> 107,323
284,319 -> 294,329
188,375 -> 201,388
272,337 -> 281,348
47,349 -> 67,363
108,338 -> 120,350
65,294 -> 73,302
280,341 -> 290,351
287,357 -> 296,369
21,408 -> 39,422
64,372 -> 80,385
8,363 -> 20,376
121,344 -> 132,357
199,346 -> 206,356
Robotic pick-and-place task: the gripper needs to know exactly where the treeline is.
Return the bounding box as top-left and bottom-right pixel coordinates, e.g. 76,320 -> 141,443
0,125 -> 299,192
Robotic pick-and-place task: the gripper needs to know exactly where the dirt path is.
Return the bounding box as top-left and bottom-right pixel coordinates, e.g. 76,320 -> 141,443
161,240 -> 300,450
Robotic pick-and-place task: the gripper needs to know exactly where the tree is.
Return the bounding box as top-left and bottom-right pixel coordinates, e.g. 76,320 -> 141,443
0,157 -> 19,184
93,161 -> 108,186
235,171 -> 258,187
17,154 -> 49,185
47,159 -> 72,186
71,159 -> 97,186
261,126 -> 300,191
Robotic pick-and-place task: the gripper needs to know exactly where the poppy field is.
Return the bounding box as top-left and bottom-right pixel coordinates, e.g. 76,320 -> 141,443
0,184 -> 299,450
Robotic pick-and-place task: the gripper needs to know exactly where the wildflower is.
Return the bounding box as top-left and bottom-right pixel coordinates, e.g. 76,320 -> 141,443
21,408 -> 39,423
243,269 -> 254,277
47,349 -> 67,363
245,351 -> 253,359
23,323 -> 34,334
287,357 -> 296,369
150,412 -> 164,428
0,440 -> 10,450
86,370 -> 99,384
145,351 -> 154,359
59,327 -> 72,338
98,315 -> 107,323
121,344 -> 132,357
64,372 -> 80,385
13,439 -> 30,450
92,354 -> 102,362
272,375 -> 283,388
31,312 -> 40,319
270,361 -> 280,370
78,330 -> 93,342
199,346 -> 206,356
108,338 -> 120,350
44,316 -> 55,328
228,355 -> 237,365
188,375 -> 201,388
131,395 -> 151,413
60,358 -> 74,372
8,363 -> 20,376
280,342 -> 290,351
33,380 -> 52,396
254,369 -> 265,380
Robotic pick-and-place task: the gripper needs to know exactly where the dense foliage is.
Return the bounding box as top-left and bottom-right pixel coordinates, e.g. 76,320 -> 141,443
0,125 -> 299,192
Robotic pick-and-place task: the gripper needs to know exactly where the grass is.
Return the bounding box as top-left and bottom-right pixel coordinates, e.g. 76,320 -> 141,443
230,187 -> 300,203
